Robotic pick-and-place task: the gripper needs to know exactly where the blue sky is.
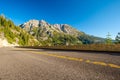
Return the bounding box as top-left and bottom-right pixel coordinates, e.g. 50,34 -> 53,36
0,0 -> 120,39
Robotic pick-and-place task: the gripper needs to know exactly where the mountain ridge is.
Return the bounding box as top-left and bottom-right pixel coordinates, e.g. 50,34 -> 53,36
20,19 -> 83,36
20,19 -> 105,46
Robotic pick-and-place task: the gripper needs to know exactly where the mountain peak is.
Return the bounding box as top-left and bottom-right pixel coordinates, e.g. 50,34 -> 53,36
40,20 -> 47,23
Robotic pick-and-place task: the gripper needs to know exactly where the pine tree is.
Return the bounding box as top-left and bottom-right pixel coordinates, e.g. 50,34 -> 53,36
115,32 -> 120,43
106,32 -> 112,44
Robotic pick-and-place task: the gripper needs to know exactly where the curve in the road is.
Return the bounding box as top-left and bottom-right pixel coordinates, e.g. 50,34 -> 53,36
16,48 -> 120,69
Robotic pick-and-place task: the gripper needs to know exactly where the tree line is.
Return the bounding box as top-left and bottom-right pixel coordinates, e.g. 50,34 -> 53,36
106,32 -> 120,44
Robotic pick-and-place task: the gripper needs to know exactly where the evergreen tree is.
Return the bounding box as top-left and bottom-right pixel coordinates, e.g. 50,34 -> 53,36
115,32 -> 120,43
106,32 -> 112,44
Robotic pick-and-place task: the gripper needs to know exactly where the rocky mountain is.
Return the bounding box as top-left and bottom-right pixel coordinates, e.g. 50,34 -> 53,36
20,19 -> 105,46
20,20 -> 84,46
20,20 -> 83,36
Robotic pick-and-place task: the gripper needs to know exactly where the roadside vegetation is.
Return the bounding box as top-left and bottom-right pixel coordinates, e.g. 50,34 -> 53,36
0,14 -> 38,46
19,32 -> 120,52
19,44 -> 120,52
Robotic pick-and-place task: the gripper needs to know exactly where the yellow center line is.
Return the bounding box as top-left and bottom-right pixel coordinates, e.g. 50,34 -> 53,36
30,51 -> 120,69
15,48 -> 120,69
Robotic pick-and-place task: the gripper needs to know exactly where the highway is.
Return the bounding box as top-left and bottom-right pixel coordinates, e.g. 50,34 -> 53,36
0,47 -> 120,80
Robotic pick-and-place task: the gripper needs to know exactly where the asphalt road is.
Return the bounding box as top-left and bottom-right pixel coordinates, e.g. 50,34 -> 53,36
0,47 -> 120,80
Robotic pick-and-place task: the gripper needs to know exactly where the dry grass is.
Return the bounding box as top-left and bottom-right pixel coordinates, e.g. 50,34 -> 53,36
18,44 -> 120,52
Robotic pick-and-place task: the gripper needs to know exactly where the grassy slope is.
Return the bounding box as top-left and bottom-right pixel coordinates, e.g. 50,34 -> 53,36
0,15 -> 39,46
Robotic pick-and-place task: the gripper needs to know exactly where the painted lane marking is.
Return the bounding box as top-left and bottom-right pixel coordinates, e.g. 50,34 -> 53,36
15,48 -> 120,69
31,51 -> 120,69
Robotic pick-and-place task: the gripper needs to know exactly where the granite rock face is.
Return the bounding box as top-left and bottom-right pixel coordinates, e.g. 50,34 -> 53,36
20,19 -> 83,36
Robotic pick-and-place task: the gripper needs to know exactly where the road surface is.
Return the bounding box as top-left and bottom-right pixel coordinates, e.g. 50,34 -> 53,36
0,47 -> 120,80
